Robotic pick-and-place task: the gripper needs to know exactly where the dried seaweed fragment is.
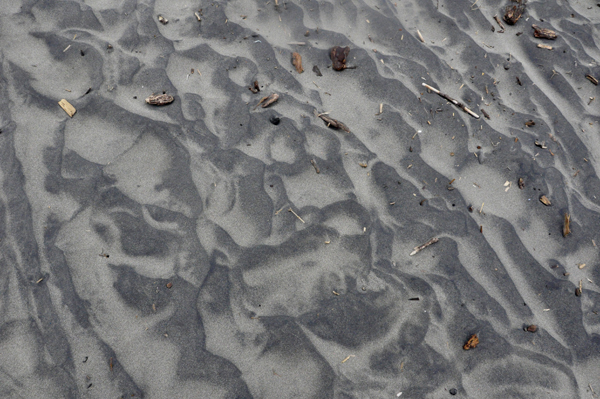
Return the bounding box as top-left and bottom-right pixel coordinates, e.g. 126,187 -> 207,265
463,334 -> 479,350
292,52 -> 304,73
254,93 -> 279,109
532,24 -> 557,40
146,93 -> 174,105
330,46 -> 350,71
504,1 -> 526,25
315,111 -> 350,132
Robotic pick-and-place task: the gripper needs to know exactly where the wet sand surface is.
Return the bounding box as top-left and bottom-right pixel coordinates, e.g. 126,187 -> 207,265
1,0 -> 600,398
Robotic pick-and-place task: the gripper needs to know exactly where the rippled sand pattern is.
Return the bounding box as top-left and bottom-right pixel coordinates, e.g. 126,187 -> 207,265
0,0 -> 599,397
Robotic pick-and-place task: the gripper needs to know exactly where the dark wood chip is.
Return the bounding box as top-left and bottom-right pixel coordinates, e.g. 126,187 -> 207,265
330,46 -> 350,71
525,325 -> 538,333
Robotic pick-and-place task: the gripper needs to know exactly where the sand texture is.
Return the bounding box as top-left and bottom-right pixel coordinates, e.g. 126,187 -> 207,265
0,0 -> 599,398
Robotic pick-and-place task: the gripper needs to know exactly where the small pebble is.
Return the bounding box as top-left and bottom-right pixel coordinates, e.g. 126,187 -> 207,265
525,325 -> 538,333
449,388 -> 457,395
269,116 -> 280,125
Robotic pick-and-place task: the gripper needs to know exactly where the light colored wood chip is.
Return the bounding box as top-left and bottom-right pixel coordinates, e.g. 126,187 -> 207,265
539,195 -> 551,206
58,99 -> 76,117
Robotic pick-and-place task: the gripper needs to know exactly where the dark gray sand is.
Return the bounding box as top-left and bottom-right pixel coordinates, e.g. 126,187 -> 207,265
1,0 -> 599,398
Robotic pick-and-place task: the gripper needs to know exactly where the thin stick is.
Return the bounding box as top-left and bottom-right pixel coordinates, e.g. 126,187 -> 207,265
410,237 -> 439,256
417,30 -> 425,43
493,15 -> 505,32
422,83 -> 480,119
288,208 -> 305,223
310,159 -> 320,174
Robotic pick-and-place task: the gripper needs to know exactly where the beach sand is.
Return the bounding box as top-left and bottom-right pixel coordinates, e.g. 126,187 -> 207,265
0,0 -> 599,397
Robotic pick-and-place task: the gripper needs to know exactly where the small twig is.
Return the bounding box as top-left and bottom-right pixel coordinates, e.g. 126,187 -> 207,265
410,237 -> 439,256
493,15 -> 505,33
310,159 -> 320,174
422,83 -> 480,119
417,30 -> 425,43
288,208 -> 305,223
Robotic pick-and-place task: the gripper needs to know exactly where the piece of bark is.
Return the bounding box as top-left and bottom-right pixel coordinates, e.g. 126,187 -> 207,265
532,24 -> 557,40
330,46 -> 350,71
463,334 -> 479,350
316,111 -> 350,132
292,52 -> 304,73
504,2 -> 525,25
146,94 -> 174,105
58,99 -> 76,117
249,80 -> 260,93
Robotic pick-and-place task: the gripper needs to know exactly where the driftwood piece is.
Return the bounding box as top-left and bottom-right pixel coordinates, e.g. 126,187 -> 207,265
532,24 -> 557,40
58,99 -> 76,117
315,110 -> 350,132
146,94 -> 174,105
422,83 -> 479,119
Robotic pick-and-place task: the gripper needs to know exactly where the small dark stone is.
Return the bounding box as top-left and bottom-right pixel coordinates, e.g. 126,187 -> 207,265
269,116 -> 280,125
504,63 -> 510,70
449,388 -> 457,395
